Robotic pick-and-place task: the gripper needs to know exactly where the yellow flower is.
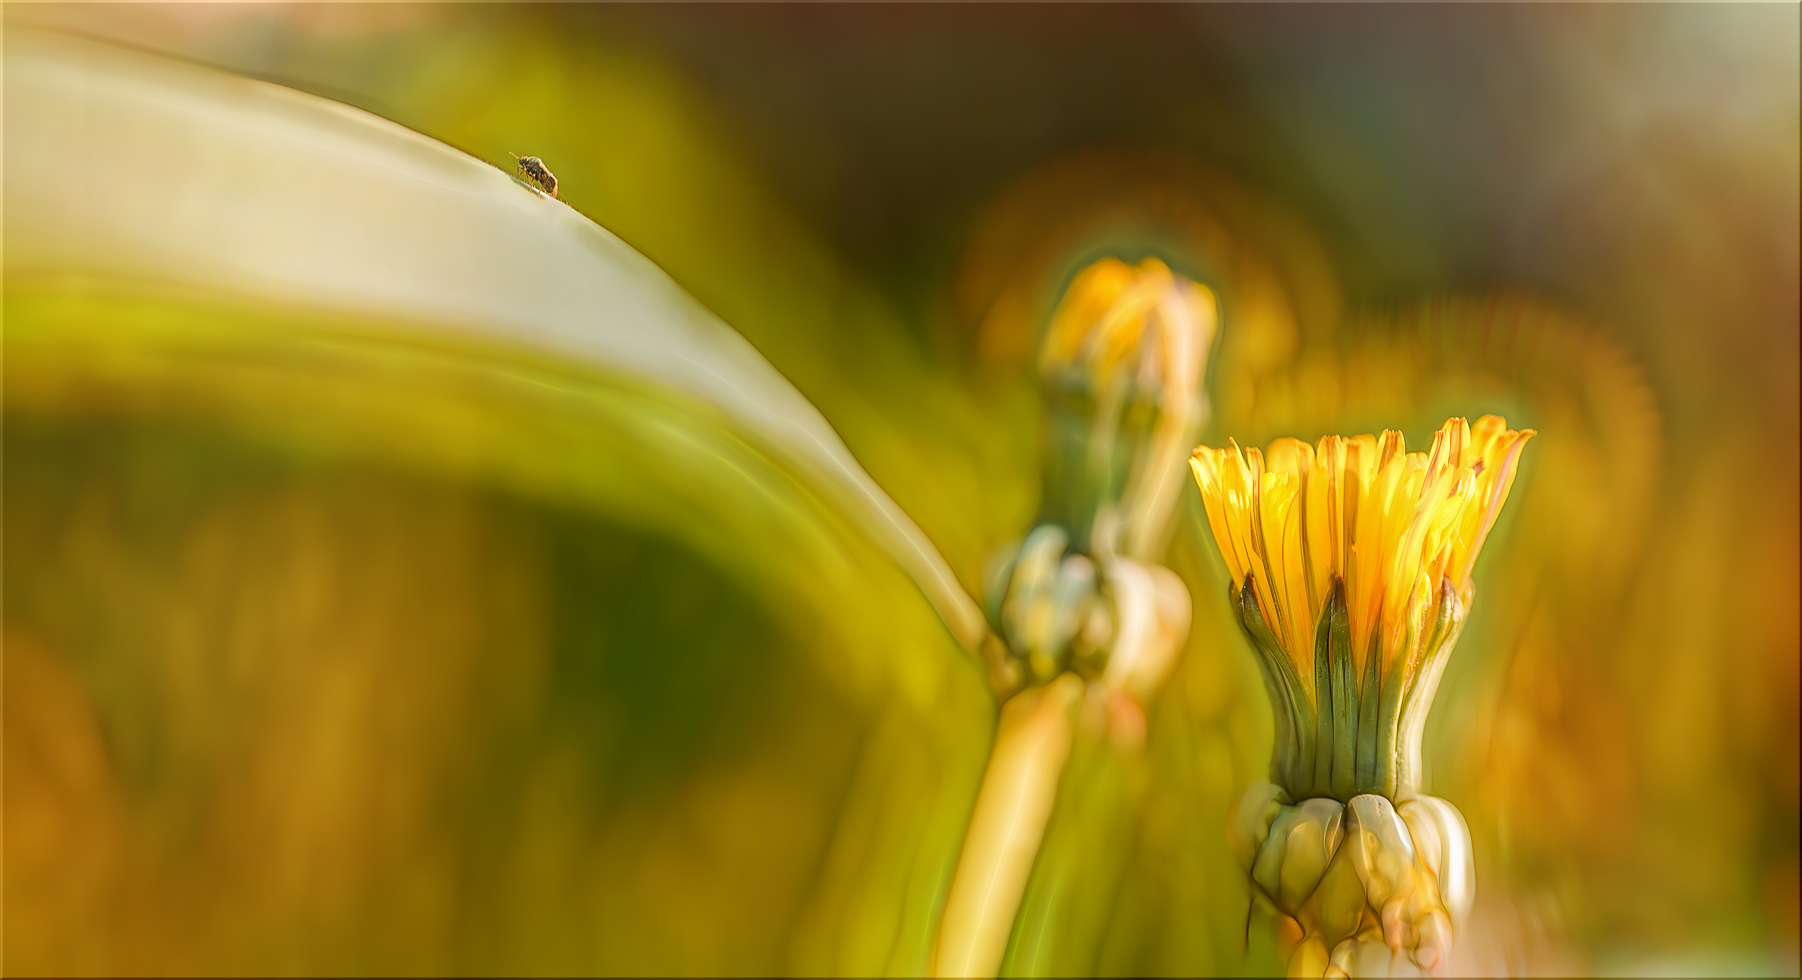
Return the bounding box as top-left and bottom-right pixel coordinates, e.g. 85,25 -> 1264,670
1035,256 -> 1216,561
988,256 -> 1215,691
1189,416 -> 1533,800
1040,257 -> 1212,395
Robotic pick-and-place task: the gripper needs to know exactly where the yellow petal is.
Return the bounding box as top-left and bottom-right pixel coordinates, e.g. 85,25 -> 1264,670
1266,436 -> 1314,479
1461,428 -> 1535,584
1190,452 -> 1245,587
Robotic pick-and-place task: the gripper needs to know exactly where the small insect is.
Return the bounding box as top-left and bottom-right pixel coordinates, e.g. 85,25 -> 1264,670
509,152 -> 558,198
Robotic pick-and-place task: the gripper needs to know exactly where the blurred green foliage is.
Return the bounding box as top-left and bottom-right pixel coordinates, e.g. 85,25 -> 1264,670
6,284 -> 991,974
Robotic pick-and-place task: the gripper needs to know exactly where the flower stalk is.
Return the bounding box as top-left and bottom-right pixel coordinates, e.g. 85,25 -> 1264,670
937,257 -> 1213,978
932,674 -> 1084,979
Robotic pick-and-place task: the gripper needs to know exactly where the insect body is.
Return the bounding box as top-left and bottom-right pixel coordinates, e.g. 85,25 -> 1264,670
510,153 -> 558,198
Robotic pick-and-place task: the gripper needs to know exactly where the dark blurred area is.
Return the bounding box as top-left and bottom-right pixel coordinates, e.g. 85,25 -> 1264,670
7,3 -> 1797,975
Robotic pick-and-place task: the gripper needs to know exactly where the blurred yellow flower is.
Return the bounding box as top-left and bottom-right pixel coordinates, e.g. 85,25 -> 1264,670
1036,256 -> 1216,561
1189,416 -> 1533,800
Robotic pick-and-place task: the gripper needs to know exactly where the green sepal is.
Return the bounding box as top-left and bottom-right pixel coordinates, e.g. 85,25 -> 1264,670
1236,575 -> 1315,792
1374,649 -> 1410,800
1324,581 -> 1357,801
1386,577 -> 1467,799
1236,571 -> 1472,804
1354,617 -> 1382,794
1311,589 -> 1335,798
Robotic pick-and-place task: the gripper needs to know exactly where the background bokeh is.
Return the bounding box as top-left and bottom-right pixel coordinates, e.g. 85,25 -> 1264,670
7,4 -> 1797,976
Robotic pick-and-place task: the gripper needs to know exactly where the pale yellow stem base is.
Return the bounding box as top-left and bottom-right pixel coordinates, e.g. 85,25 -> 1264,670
931,674 -> 1084,978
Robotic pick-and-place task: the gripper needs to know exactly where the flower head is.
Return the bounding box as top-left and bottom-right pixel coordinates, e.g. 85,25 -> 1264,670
986,257 -> 1214,695
1036,257 -> 1215,560
1189,416 -> 1533,799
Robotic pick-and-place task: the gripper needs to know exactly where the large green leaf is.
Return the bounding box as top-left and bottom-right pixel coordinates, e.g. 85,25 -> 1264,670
6,30 -> 991,975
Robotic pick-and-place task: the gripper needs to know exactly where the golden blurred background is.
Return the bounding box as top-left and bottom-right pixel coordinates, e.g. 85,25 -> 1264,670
6,4 -> 1797,975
